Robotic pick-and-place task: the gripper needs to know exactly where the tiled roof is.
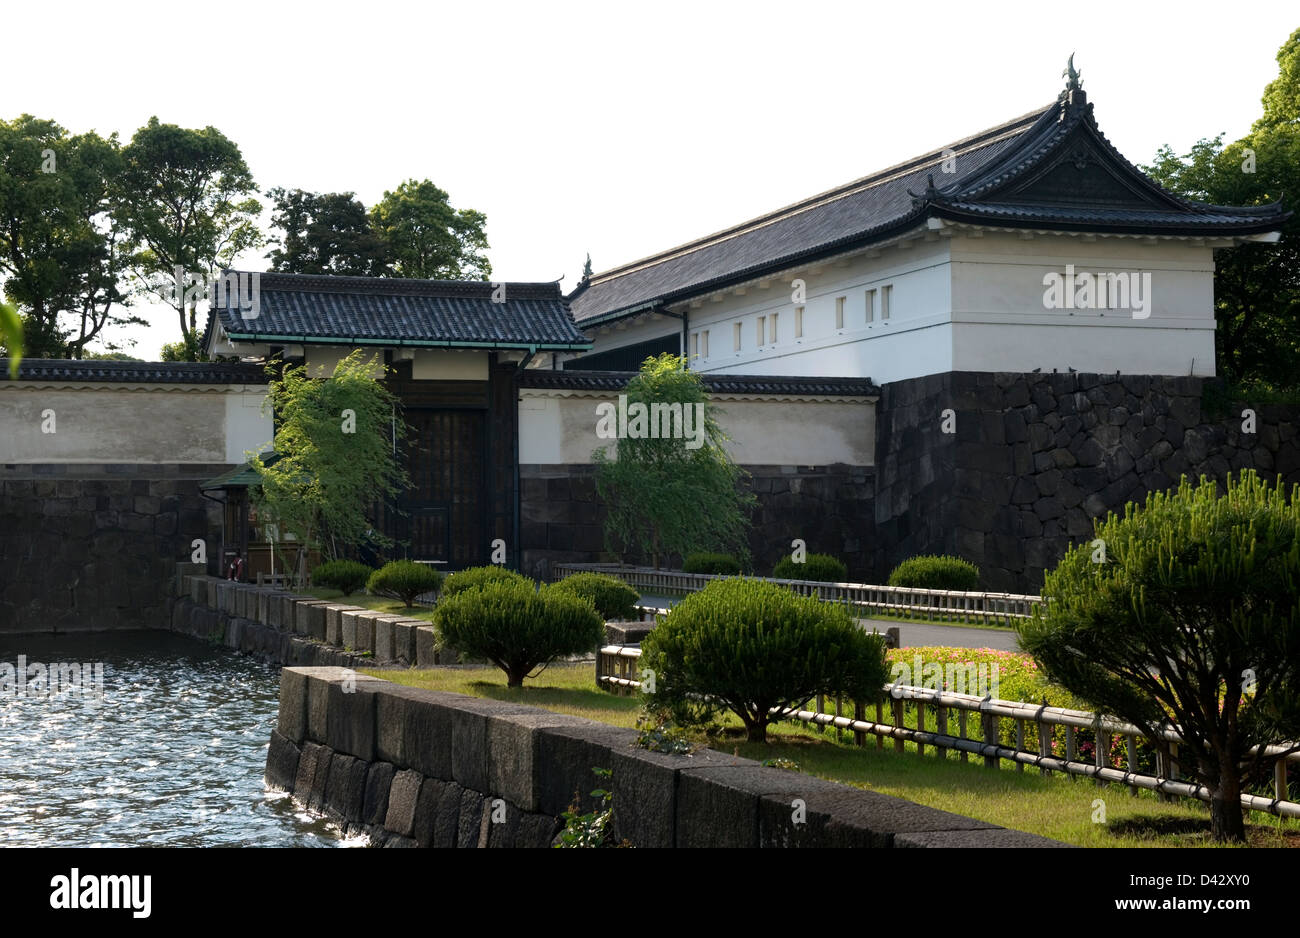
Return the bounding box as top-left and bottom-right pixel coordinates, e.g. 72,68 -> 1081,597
2,359 -> 268,384
519,369 -> 878,397
571,90 -> 1289,325
208,272 -> 591,350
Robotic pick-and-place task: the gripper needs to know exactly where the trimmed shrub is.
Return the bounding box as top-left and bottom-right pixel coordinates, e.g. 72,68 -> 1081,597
771,552 -> 847,583
682,552 -> 741,575
366,559 -> 443,608
887,555 -> 980,591
641,578 -> 889,742
1020,470 -> 1300,843
551,572 -> 640,621
434,579 -> 604,686
440,564 -> 529,599
311,559 -> 374,596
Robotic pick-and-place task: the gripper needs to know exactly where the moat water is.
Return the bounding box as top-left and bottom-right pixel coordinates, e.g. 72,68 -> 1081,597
0,631 -> 355,847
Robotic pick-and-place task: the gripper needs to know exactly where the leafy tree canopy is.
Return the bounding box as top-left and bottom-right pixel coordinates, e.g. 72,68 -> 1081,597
369,178 -> 490,280
1142,28 -> 1300,390
266,187 -> 391,277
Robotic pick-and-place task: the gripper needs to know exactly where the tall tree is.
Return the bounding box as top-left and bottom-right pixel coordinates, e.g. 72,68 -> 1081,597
115,117 -> 262,360
1142,28 -> 1300,389
265,187 -> 391,276
251,350 -> 409,584
593,353 -> 755,567
369,179 -> 490,280
0,116 -> 141,358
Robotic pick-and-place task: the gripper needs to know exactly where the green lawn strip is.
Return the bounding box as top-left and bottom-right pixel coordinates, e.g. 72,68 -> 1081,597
304,588 -> 436,622
363,663 -> 1296,847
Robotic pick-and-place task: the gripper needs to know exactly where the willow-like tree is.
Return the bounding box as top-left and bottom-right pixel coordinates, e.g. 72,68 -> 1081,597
251,350 -> 409,583
1019,470 -> 1300,843
593,353 -> 754,567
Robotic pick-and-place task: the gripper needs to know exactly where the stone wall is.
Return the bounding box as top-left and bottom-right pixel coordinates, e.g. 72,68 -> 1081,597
519,463 -> 875,582
173,572 -> 452,668
872,373 -> 1300,592
268,666 -> 1067,848
0,464 -> 229,633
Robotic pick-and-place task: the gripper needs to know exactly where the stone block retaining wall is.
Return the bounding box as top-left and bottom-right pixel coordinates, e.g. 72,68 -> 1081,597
269,666 -> 1071,849
172,570 -> 449,670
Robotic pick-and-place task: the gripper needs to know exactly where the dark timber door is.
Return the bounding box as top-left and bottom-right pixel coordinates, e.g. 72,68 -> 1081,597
399,408 -> 487,568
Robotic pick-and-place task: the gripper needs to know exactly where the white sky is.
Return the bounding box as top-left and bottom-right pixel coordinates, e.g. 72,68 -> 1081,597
7,0 -> 1296,358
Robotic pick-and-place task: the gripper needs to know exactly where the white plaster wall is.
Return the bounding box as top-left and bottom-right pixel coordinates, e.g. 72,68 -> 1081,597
518,390 -> 874,466
411,349 -> 489,381
0,384 -> 272,464
949,232 -> 1217,376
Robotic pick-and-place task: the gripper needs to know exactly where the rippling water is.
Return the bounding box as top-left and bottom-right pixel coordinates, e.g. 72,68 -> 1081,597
0,631 -> 355,847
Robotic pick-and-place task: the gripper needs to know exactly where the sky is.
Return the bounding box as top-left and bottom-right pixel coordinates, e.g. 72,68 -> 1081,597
6,0 -> 1297,358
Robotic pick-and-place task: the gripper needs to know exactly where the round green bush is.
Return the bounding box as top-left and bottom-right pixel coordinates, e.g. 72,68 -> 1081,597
682,552 -> 742,575
887,555 -> 980,591
641,578 -> 889,742
311,559 -> 374,596
366,559 -> 444,608
440,564 -> 530,599
771,552 -> 848,583
434,579 -> 604,686
550,572 -> 640,621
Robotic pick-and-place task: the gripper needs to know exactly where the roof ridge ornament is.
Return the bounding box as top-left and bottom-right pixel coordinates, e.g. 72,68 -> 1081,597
906,173 -> 946,208
1058,53 -> 1088,120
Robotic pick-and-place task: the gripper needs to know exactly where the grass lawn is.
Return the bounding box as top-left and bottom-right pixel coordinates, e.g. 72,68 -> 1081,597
369,661 -> 1299,848
304,588 -> 436,622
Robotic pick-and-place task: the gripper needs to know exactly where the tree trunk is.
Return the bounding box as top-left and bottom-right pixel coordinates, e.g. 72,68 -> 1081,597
506,664 -> 529,688
744,713 -> 767,743
1209,772 -> 1247,843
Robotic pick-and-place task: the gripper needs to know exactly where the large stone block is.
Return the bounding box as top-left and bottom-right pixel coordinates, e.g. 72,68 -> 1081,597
396,688 -> 475,779
516,813 -> 561,848
265,729 -> 301,791
456,789 -> 486,847
535,722 -> 640,817
277,667 -> 310,743
415,626 -> 439,667
391,619 -> 422,664
362,762 -> 396,826
446,698 -> 539,794
894,828 -> 1073,848
324,604 -> 361,646
297,600 -> 329,640
324,752 -> 368,824
433,781 -> 464,848
674,763 -> 828,848
384,768 -> 424,836
327,674 -> 388,761
373,615 -> 397,661
486,710 -> 592,812
413,777 -> 448,848
758,785 -> 998,848
351,612 -> 381,654
608,745 -> 749,849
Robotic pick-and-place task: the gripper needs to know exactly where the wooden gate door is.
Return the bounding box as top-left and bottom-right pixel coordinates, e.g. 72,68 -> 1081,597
397,407 -> 487,569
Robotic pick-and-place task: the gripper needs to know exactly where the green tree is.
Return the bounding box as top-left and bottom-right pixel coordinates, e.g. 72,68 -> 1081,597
594,353 -> 755,567
265,188 -> 391,276
1,300 -> 23,376
0,116 -> 142,358
115,117 -> 262,359
642,578 -> 890,742
1142,29 -> 1300,389
251,350 -> 409,583
1019,471 -> 1300,843
369,179 -> 490,280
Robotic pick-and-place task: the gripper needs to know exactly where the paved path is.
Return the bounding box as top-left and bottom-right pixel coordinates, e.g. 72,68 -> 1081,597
636,594 -> 1021,652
